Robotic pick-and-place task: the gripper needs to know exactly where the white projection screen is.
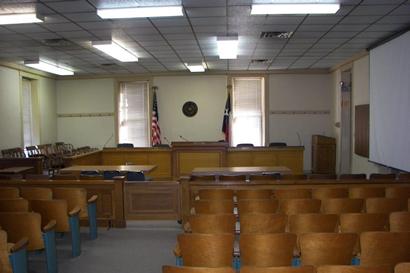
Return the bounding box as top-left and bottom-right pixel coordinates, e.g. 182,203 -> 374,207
369,30 -> 410,172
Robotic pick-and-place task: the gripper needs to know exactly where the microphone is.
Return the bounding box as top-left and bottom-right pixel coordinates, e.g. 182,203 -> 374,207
179,135 -> 190,141
296,132 -> 303,146
103,133 -> 114,148
163,136 -> 170,144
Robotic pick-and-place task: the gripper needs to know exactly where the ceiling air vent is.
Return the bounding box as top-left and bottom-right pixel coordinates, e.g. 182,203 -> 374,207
101,63 -> 117,67
42,38 -> 73,47
260,31 -> 294,39
251,59 -> 271,64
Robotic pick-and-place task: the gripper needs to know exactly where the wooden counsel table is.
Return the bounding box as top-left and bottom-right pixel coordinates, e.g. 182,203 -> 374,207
0,166 -> 34,174
60,165 -> 156,175
192,166 -> 291,182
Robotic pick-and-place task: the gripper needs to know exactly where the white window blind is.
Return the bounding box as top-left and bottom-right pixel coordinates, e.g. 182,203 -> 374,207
22,79 -> 34,148
118,81 -> 149,147
232,77 -> 264,146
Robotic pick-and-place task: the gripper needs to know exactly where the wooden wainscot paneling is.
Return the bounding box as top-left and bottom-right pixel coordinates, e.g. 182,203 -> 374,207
172,142 -> 228,179
63,150 -> 102,166
102,148 -> 172,180
227,146 -> 304,174
124,181 -> 180,220
0,177 -> 126,228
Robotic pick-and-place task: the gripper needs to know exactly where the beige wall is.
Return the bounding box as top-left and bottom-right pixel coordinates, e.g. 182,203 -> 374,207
0,65 -> 57,152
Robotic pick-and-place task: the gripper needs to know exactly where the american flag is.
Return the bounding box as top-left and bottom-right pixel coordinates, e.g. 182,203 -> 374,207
222,93 -> 231,142
151,90 -> 161,146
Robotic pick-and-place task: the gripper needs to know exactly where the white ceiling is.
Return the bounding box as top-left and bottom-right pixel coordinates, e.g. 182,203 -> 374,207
0,0 -> 409,75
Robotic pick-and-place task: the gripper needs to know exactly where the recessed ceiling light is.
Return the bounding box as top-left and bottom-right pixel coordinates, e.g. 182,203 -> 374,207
24,60 -> 74,76
0,13 -> 43,25
186,63 -> 205,73
92,40 -> 138,62
97,6 -> 183,19
251,3 -> 340,15
217,36 -> 239,59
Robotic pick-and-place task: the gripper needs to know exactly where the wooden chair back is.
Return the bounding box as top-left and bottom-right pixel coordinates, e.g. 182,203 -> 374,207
279,199 -> 321,215
238,199 -> 279,214
365,198 -> 407,213
385,186 -> 410,199
340,213 -> 388,233
177,233 -> 234,267
162,266 -> 235,273
360,232 -> 410,270
349,187 -> 385,199
197,189 -> 234,200
0,212 -> 44,251
30,199 -> 70,232
20,187 -> 52,200
395,263 -> 410,273
339,174 -> 367,180
236,189 -> 273,200
300,233 -> 357,266
240,266 -> 316,273
53,188 -> 88,218
322,198 -> 364,214
188,214 -> 236,234
0,187 -> 19,199
0,229 -> 12,273
316,265 -> 392,273
389,212 -> 410,232
274,189 -> 311,199
240,213 -> 287,234
193,200 -> 234,214
312,188 -> 348,200
289,213 -> 339,234
0,199 -> 29,212
240,233 -> 297,267
369,173 -> 396,180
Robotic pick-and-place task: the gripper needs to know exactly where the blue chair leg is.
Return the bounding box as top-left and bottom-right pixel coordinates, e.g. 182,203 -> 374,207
175,256 -> 183,266
351,256 -> 360,265
9,247 -> 28,273
43,230 -> 57,273
87,202 -> 98,240
292,257 -> 301,266
69,215 -> 81,257
233,256 -> 240,270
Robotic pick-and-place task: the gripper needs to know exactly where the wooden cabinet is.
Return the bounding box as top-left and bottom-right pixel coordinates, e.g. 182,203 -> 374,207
311,135 -> 336,174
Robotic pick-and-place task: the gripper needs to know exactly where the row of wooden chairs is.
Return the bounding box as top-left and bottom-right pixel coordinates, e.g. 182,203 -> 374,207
163,264 -> 410,273
0,228 -> 28,273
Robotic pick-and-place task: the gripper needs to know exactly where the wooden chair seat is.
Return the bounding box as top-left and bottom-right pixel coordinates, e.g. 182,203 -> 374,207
385,186 -> 410,199
240,213 -> 287,234
365,198 -> 408,213
349,187 -> 385,199
238,199 -> 279,214
163,266 -> 235,273
321,198 -> 364,214
20,187 -> 52,200
289,213 -> 339,234
0,188 -> 19,199
0,199 -> 29,212
279,199 -> 321,215
389,212 -> 410,232
187,214 -> 236,234
317,265 -> 392,273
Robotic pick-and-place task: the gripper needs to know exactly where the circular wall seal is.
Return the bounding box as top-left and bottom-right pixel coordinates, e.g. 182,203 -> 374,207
182,101 -> 198,117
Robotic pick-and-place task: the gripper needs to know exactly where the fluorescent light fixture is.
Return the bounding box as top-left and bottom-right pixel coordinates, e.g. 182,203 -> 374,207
92,40 -> 138,62
186,63 -> 205,73
217,36 -> 238,59
97,6 -> 183,19
24,60 -> 74,76
251,3 -> 340,14
0,13 -> 43,25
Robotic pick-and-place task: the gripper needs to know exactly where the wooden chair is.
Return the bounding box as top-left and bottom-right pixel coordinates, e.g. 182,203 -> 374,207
236,189 -> 273,200
349,187 -> 385,199
312,188 -> 348,200
0,199 -> 29,212
0,188 -> 19,199
240,266 -> 315,273
176,233 -> 234,267
389,212 -> 410,232
279,199 -> 321,215
0,229 -> 29,273
360,232 -> 410,270
52,188 -> 98,239
20,187 -> 52,200
369,173 -> 396,180
395,263 -> 410,273
299,233 -> 357,266
0,212 -> 57,273
193,200 -> 234,214
197,189 -> 234,200
30,199 -> 81,257
163,266 -> 235,273
274,189 -> 311,199
339,174 -> 367,180
187,214 -> 236,234
238,199 -> 279,214
289,213 -> 339,234
317,265 -> 392,273
365,198 -> 407,213
307,174 -> 337,180
385,186 -> 410,199
321,198 -> 364,214
239,233 -> 297,267
240,213 -> 287,234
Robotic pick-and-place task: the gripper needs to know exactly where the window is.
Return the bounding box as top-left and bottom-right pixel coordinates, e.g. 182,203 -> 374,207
118,81 -> 149,147
21,78 -> 39,148
231,77 -> 265,146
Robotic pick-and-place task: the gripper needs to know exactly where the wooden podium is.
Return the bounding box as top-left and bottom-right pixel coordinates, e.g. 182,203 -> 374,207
311,135 -> 336,174
172,142 -> 228,178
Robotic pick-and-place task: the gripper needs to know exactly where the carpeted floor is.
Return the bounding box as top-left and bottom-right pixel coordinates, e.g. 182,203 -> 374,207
29,221 -> 182,273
